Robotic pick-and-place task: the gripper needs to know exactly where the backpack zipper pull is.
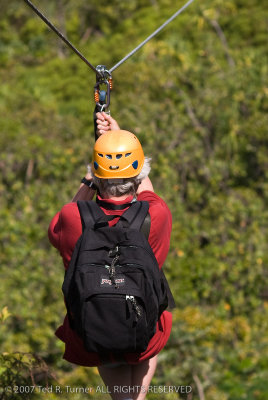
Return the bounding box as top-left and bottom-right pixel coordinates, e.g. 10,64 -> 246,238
109,254 -> 120,289
126,295 -> 142,318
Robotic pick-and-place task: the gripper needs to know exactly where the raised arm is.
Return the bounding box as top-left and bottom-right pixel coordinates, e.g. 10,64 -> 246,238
72,170 -> 96,202
136,176 -> 154,194
72,112 -> 120,201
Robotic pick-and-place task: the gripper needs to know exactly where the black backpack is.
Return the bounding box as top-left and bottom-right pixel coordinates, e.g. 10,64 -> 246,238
62,200 -> 175,362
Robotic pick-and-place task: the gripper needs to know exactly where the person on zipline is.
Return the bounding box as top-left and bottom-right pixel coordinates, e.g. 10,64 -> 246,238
48,112 -> 173,400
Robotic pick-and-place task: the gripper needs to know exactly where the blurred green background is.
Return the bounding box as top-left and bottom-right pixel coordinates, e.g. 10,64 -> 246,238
0,0 -> 267,399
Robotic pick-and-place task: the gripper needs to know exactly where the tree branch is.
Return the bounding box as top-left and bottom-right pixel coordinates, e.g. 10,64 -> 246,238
208,18 -> 235,67
193,374 -> 205,400
178,89 -> 203,131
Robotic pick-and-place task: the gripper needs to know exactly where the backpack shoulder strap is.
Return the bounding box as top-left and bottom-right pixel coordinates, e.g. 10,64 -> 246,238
62,234 -> 83,298
160,269 -> 176,309
77,200 -> 105,231
140,211 -> 151,240
118,201 -> 149,232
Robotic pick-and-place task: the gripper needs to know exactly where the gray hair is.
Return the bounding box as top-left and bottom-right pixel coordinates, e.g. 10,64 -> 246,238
88,157 -> 151,197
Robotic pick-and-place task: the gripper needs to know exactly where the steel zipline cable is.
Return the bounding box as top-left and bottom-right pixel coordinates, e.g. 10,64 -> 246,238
109,0 -> 195,73
23,0 -> 100,76
23,0 -> 195,76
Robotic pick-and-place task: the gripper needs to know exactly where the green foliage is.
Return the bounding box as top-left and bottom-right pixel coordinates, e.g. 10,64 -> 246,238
0,0 -> 267,399
0,351 -> 55,400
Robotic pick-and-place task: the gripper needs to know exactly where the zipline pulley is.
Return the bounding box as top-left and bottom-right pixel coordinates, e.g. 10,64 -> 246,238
93,65 -> 113,140
94,65 -> 113,112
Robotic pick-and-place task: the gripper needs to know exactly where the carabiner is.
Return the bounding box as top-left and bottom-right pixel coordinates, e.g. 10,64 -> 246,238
94,79 -> 111,109
94,65 -> 113,111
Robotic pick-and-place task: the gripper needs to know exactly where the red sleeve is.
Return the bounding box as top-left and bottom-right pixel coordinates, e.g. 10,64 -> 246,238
48,203 -> 82,269
48,211 -> 61,250
137,191 -> 172,268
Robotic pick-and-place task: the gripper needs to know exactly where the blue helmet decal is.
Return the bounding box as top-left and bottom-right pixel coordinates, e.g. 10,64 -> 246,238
132,160 -> 138,170
94,161 -> 99,170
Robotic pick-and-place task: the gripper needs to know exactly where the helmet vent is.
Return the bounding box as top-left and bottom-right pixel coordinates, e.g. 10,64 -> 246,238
116,154 -> 122,159
132,160 -> 138,170
106,154 -> 112,159
125,152 -> 132,157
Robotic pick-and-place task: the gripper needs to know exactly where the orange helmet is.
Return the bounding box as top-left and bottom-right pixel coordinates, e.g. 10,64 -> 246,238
92,130 -> 144,179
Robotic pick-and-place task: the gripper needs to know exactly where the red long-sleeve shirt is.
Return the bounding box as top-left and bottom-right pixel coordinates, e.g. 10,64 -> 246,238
48,190 -> 172,366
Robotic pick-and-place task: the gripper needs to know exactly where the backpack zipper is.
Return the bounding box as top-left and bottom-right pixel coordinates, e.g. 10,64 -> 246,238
121,244 -> 157,262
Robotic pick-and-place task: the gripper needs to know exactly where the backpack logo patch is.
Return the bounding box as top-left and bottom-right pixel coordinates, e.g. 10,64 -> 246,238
100,274 -> 125,287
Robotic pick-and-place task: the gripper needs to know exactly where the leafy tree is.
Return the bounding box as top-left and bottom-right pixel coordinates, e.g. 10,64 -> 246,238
0,0 -> 267,399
